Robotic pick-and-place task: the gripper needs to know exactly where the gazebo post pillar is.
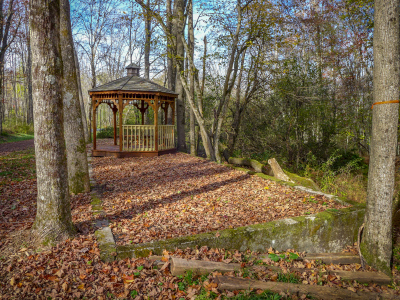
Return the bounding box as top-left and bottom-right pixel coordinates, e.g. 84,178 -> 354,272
93,98 -> 97,150
164,102 -> 169,125
172,100 -> 175,125
141,100 -> 145,125
154,98 -> 159,152
118,94 -> 123,151
112,107 -> 117,145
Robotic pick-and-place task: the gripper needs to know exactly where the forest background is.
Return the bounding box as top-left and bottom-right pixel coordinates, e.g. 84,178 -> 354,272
0,0 -> 393,202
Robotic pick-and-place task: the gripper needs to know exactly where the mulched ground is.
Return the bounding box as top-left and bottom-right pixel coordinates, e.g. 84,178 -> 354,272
90,142 -> 347,245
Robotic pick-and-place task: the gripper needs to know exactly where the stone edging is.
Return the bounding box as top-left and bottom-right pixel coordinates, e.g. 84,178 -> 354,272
87,153 -> 116,262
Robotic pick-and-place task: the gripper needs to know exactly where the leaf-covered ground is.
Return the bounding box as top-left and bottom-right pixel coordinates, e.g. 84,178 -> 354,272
0,148 -> 95,257
1,237 -> 399,299
90,147 -> 347,245
1,140 -> 399,299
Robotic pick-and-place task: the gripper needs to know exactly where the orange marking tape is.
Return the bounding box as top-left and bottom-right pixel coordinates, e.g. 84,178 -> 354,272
371,100 -> 399,109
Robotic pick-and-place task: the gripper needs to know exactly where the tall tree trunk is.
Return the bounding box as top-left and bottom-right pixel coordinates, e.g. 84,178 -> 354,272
360,0 -> 399,275
88,57 -> 97,141
166,0 -> 175,91
144,0 -> 151,80
224,52 -> 246,161
0,0 -> 17,133
74,49 -> 89,142
60,0 -> 90,194
173,0 -> 186,152
27,27 -> 33,124
143,0 -> 151,124
166,0 -> 174,124
0,63 -> 3,134
30,0 -> 74,244
188,0 -> 196,155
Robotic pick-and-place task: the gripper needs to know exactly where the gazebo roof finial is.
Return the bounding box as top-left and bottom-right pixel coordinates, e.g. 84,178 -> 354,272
126,63 -> 140,76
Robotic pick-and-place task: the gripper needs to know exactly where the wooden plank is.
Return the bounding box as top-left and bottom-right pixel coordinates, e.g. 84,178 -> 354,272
169,257 -> 390,286
330,270 -> 391,285
215,276 -> 397,300
303,253 -> 361,265
170,257 -> 241,276
259,265 -> 391,285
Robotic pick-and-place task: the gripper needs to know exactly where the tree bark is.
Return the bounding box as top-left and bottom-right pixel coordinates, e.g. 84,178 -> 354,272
144,0 -> 151,80
30,0 -> 74,244
60,0 -> 90,194
74,49 -> 89,143
360,0 -> 400,275
188,0 -> 196,155
166,0 -> 175,91
26,27 -> 33,125
173,0 -> 186,152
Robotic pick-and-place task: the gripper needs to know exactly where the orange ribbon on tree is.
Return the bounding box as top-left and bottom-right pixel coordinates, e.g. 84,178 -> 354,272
371,100 -> 400,109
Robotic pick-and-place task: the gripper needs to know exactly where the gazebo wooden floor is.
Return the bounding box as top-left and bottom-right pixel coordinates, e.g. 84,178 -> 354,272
92,145 -> 176,158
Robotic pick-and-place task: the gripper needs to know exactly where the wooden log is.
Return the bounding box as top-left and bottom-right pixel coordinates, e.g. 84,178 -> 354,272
168,257 -> 390,285
214,276 -> 397,300
170,257 -> 241,276
261,164 -> 273,176
303,253 -> 361,265
257,265 -> 391,285
228,157 -> 250,166
330,270 -> 391,285
249,159 -> 263,173
268,158 -> 294,182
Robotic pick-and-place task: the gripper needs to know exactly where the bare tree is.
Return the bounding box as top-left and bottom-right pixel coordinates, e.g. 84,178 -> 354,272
0,0 -> 21,133
72,0 -> 115,140
30,0 -> 74,243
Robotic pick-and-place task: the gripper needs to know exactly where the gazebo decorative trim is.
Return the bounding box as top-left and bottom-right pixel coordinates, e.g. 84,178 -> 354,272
89,65 -> 178,158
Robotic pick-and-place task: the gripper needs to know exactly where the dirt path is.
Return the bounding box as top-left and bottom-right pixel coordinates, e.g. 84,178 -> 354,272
0,139 -> 34,154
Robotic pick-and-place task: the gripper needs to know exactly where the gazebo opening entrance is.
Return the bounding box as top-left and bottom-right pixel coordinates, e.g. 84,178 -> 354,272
89,64 -> 177,158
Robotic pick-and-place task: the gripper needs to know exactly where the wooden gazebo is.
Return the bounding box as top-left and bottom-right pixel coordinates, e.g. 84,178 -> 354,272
89,64 -> 177,158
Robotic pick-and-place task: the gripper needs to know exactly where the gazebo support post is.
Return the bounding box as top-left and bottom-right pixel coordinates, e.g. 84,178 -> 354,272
154,99 -> 159,151
172,102 -> 175,126
118,94 -> 123,151
112,107 -> 117,145
93,98 -> 97,150
165,103 -> 169,125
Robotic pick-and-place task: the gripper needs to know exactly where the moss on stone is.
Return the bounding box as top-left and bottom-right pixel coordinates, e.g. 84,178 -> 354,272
284,170 -> 320,191
255,172 -> 297,187
95,228 -> 116,262
116,206 -> 365,259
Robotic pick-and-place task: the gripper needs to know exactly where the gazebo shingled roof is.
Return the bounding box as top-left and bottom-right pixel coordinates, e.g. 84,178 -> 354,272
89,75 -> 178,95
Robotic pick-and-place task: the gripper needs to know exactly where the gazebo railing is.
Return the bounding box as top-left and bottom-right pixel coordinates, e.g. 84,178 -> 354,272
158,125 -> 175,150
123,125 -> 155,151
122,125 -> 175,152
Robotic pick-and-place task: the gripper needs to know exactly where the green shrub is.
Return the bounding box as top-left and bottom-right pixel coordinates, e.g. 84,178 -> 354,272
303,151 -> 367,203
96,126 -> 114,138
2,115 -> 34,135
